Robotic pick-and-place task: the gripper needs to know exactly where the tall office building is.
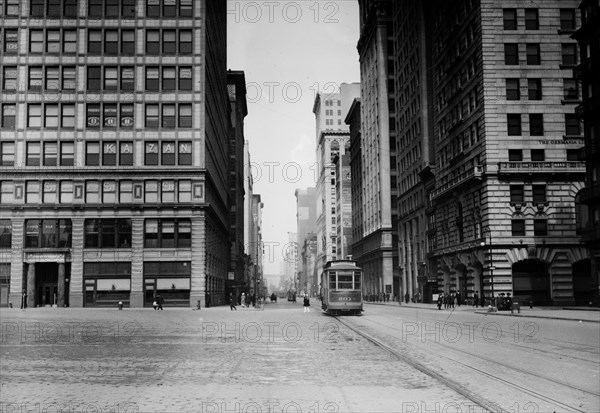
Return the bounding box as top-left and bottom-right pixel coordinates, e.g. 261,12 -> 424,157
313,83 -> 360,279
419,0 -> 587,305
573,0 -> 600,305
354,0 -> 398,299
295,187 -> 317,291
0,0 -> 230,308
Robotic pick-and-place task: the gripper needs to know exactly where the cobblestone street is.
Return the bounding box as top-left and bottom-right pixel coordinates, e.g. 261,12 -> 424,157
1,302 -> 474,413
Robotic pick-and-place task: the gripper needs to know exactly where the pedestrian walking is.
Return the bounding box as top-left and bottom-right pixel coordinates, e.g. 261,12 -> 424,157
206,292 -> 211,308
437,294 -> 443,310
473,292 -> 479,308
292,293 -> 297,303
241,292 -> 246,307
456,292 -> 461,307
21,291 -> 27,309
303,295 -> 310,313
156,294 -> 164,310
229,293 -> 237,311
404,292 -> 410,304
152,297 -> 158,310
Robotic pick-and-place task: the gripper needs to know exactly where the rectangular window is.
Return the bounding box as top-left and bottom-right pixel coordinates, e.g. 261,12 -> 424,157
29,67 -> 44,90
527,79 -> 542,100
529,114 -> 543,136
88,30 -> 102,54
567,149 -> 579,162
2,66 -> 18,91
178,104 -> 192,128
526,44 -> 540,65
122,0 -> 136,17
510,185 -> 524,203
532,185 -> 546,204
145,105 -> 159,128
103,142 -> 117,166
565,114 -> 581,136
102,181 -> 117,203
62,67 -> 77,90
146,67 -> 159,90
61,104 -> 75,128
46,30 -> 61,53
27,142 -> 41,166
60,181 -> 74,204
178,141 -> 192,165
161,141 -> 176,165
179,180 -> 192,202
30,30 -> 44,53
1,104 -> 16,128
121,30 -> 135,54
534,220 -> 547,236
531,149 -> 545,162
145,141 -> 159,165
509,149 -> 523,162
86,142 -> 100,166
64,0 -> 77,17
507,114 -> 522,135
63,30 -> 77,53
42,181 -> 57,203
145,180 -> 159,202
120,104 -> 134,128
45,67 -> 60,90
28,104 -> 42,128
163,0 -> 176,17
146,30 -> 160,54
104,67 -> 118,90
86,181 -> 100,203
162,104 -> 176,128
179,30 -> 192,54
4,29 -> 18,53
146,0 -> 160,17
60,142 -> 74,166
563,79 -> 579,100
86,104 -> 101,128
0,142 -> 15,166
144,219 -> 159,248
1,182 -> 15,205
120,141 -> 134,165
44,104 -> 59,128
105,0 -> 119,17
104,30 -> 118,54
179,66 -> 192,90
525,9 -> 539,30
120,66 -> 135,91
503,9 -> 517,30
103,103 -> 118,128
31,0 -> 44,16
87,66 -> 101,91
511,220 -> 526,236
504,44 -> 519,65
560,9 -> 576,31
120,181 -> 133,203
43,142 -> 58,166
26,182 -> 41,204
562,44 -> 578,66
158,68 -> 175,93
180,0 -> 192,17
88,0 -> 102,16
506,79 -> 520,100
162,180 -> 175,202
163,30 -> 176,54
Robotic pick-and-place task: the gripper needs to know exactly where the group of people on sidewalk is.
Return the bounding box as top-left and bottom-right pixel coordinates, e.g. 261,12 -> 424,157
228,292 -> 259,310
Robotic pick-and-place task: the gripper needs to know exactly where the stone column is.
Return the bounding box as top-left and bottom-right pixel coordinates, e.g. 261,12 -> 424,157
57,262 -> 65,307
27,263 -> 36,308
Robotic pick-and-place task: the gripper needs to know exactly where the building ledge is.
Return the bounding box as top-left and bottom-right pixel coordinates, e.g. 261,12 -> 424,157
498,161 -> 585,176
429,166 -> 483,201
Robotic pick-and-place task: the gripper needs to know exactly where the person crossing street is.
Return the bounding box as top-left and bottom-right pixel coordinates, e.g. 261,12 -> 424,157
303,295 -> 310,313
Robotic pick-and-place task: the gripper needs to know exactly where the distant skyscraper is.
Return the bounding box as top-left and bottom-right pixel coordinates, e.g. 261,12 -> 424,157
0,0 -> 231,308
313,83 -> 360,279
295,187 -> 317,290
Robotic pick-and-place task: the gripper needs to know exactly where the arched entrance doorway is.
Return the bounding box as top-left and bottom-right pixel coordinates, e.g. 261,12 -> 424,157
572,259 -> 592,306
512,260 -> 550,306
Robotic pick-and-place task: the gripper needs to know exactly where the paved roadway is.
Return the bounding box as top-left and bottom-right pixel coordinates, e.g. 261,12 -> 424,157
0,300 -> 598,413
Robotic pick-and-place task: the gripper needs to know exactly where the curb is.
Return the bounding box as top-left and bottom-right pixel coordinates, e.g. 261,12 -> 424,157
473,310 -> 600,323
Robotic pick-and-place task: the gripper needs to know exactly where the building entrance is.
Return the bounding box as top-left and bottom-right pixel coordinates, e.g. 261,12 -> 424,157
512,259 -> 550,306
36,263 -> 58,306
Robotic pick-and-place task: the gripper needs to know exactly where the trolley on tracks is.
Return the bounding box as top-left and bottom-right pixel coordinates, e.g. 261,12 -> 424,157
320,260 -> 363,315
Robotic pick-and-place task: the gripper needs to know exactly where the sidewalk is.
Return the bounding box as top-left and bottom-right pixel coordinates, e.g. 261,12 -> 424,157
364,300 -> 600,323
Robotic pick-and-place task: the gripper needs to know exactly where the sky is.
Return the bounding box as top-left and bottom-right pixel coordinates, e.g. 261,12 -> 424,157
227,1 -> 361,278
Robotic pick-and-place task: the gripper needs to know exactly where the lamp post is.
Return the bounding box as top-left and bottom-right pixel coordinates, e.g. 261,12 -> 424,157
481,226 -> 495,307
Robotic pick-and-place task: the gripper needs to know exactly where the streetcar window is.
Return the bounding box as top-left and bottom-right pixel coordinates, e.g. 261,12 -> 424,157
354,271 -> 361,290
329,271 -> 336,289
338,273 -> 353,289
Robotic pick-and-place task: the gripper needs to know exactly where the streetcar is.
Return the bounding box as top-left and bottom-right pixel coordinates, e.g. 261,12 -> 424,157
320,260 -> 363,315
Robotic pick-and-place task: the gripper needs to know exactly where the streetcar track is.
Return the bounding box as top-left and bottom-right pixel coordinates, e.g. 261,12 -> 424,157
363,316 -> 600,397
334,315 -> 591,413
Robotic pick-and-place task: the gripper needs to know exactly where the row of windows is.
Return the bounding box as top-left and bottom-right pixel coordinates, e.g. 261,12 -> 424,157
0,0 -> 193,18
1,65 -> 194,93
84,219 -> 132,248
502,8 -> 577,31
511,219 -> 549,237
0,179 -> 200,205
23,219 -> 71,249
1,103 -> 193,129
1,28 -> 193,55
505,78 -> 579,101
509,185 -> 547,204
503,43 -> 578,66
506,114 -> 581,137
508,149 -> 580,162
0,140 -> 193,167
